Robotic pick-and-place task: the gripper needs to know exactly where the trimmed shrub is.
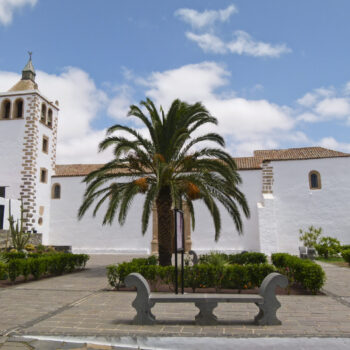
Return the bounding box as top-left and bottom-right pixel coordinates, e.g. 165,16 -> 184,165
0,262 -> 7,280
228,252 -> 267,265
271,253 -> 325,294
107,258 -> 276,292
3,252 -> 27,260
2,253 -> 89,282
199,252 -> 267,265
341,249 -> 350,265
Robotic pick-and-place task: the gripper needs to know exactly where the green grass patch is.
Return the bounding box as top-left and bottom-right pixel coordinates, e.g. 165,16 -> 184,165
316,256 -> 349,268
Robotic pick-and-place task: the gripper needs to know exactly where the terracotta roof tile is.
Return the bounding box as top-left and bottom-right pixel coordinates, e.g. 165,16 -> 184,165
53,147 -> 350,177
253,146 -> 350,161
233,157 -> 262,170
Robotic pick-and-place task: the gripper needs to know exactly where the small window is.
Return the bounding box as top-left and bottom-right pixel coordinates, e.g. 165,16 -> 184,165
1,100 -> 11,119
0,187 -> 5,198
309,170 -> 321,190
13,99 -> 23,118
47,109 -> 53,127
38,217 -> 43,225
42,136 -> 49,153
40,168 -> 48,183
51,183 -> 61,199
40,104 -> 46,123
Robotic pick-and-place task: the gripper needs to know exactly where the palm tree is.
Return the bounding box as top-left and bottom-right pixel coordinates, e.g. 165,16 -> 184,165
78,98 -> 250,266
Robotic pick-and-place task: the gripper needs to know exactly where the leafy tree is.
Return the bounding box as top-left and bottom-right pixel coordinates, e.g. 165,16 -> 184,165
78,98 -> 250,266
299,226 -> 322,248
315,236 -> 341,259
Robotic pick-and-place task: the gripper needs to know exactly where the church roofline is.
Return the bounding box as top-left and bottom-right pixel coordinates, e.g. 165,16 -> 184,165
53,146 -> 350,178
0,90 -> 59,110
255,146 -> 350,162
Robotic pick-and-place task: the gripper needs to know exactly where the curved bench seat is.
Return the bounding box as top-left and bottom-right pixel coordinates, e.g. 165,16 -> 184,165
125,272 -> 287,326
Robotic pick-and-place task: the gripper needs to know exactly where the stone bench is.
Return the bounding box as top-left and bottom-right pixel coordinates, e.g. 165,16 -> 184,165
125,272 -> 288,326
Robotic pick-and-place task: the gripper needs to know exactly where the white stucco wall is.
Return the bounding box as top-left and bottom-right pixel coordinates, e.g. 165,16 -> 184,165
0,198 -> 21,230
191,170 -> 262,253
257,193 -> 278,255
48,176 -> 153,254
0,95 -> 27,199
270,157 -> 350,254
35,106 -> 58,244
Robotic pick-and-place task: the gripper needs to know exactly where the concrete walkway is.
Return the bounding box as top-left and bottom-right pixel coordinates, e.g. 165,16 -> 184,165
317,261 -> 350,306
0,256 -> 349,349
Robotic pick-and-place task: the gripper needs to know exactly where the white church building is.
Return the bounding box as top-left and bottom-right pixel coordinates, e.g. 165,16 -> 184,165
1,58 -> 350,256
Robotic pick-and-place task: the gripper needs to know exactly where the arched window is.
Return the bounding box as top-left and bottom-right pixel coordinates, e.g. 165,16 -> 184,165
41,103 -> 46,123
13,99 -> 24,118
1,100 -> 11,119
309,171 -> 321,190
51,183 -> 61,199
47,109 -> 53,127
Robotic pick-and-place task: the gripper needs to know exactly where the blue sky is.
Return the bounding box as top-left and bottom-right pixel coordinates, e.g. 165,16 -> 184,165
1,0 -> 350,163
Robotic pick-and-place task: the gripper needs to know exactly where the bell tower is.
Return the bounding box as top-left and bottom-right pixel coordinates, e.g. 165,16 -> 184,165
0,54 -> 59,243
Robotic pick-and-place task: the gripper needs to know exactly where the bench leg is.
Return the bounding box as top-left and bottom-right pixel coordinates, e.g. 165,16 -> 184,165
256,273 -> 287,325
254,301 -> 281,326
194,302 -> 218,325
132,300 -> 156,325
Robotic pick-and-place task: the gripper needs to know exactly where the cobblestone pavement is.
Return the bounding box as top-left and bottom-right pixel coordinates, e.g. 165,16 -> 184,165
0,256 -> 349,349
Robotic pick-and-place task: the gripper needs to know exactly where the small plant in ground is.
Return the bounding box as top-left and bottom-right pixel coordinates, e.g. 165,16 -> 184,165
315,236 -> 341,259
8,201 -> 31,251
299,226 -> 322,248
24,244 -> 35,251
199,252 -> 229,267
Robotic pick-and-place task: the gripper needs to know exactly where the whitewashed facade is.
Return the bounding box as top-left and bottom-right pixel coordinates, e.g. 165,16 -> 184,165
1,59 -> 350,255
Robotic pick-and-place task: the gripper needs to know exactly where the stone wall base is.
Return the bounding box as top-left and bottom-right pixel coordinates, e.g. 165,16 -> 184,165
0,230 -> 42,249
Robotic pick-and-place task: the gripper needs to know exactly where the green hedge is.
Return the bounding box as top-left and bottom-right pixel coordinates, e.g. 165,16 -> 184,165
341,249 -> 350,265
4,253 -> 89,282
107,259 -> 276,292
199,252 -> 267,265
271,253 -> 325,294
2,251 -> 61,260
0,262 -> 7,280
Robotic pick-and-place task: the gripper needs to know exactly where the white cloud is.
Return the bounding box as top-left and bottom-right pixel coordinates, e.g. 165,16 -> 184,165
0,67 -> 111,164
107,85 -> 133,122
186,32 -> 226,54
297,112 -> 318,123
0,71 -> 19,90
319,137 -> 350,153
145,61 -> 229,108
315,98 -> 350,118
297,85 -> 350,123
186,30 -> 291,58
297,92 -> 317,107
175,4 -> 237,29
37,68 -> 107,141
141,62 -> 295,154
0,0 -> 37,25
57,129 -> 113,164
344,82 -> 350,95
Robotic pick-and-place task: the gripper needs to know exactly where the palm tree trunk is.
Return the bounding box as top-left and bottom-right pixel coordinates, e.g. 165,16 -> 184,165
156,186 -> 173,266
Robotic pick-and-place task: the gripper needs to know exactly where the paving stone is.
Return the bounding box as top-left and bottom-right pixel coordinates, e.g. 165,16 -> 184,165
1,254 -> 350,344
